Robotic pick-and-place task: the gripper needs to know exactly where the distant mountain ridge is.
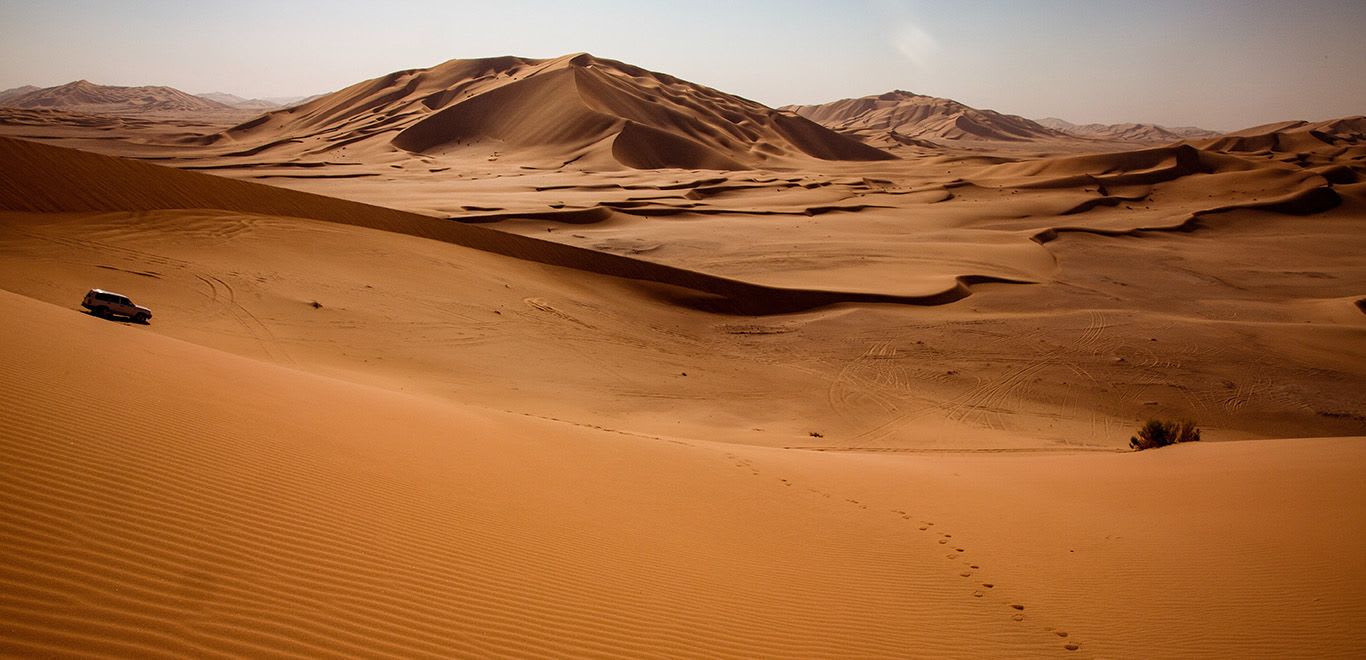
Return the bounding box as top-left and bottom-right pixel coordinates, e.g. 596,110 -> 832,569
782,91 -> 1068,147
0,80 -> 234,113
196,92 -> 283,110
196,92 -> 325,110
1038,117 -> 1222,142
0,85 -> 41,104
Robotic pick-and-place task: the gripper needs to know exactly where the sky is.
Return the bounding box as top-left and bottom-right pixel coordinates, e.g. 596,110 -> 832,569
1,0 -> 1363,130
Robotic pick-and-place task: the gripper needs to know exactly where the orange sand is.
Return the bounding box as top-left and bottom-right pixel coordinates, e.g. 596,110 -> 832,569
1,55 -> 1364,657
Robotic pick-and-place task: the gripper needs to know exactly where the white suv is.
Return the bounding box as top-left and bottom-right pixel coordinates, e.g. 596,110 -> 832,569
82,288 -> 152,323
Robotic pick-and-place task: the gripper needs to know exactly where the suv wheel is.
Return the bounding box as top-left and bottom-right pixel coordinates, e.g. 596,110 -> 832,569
134,313 -> 149,324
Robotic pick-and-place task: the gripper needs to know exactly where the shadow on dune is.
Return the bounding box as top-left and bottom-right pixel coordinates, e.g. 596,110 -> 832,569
0,137 -> 1011,315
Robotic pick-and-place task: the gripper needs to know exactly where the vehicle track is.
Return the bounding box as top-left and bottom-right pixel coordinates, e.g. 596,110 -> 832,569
194,273 -> 295,367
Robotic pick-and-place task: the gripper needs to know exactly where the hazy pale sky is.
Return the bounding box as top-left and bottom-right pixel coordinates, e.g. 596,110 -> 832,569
1,0 -> 1362,130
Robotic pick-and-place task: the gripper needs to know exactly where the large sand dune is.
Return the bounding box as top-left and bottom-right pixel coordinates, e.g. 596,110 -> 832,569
195,53 -> 892,171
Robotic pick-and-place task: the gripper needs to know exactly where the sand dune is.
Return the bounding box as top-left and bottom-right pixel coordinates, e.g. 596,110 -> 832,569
3,129 -> 1362,442
197,53 -> 892,171
785,91 -> 1069,148
1196,115 -> 1366,168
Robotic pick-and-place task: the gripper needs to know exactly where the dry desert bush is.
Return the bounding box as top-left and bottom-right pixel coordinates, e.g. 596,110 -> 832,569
1130,419 -> 1201,450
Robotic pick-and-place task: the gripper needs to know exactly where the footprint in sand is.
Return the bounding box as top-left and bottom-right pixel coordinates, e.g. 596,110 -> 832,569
1010,604 -> 1024,611
982,583 -> 994,589
1064,642 -> 1080,651
973,590 -> 984,598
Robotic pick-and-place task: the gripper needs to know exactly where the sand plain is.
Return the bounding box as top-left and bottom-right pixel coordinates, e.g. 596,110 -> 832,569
1,54 -> 1364,658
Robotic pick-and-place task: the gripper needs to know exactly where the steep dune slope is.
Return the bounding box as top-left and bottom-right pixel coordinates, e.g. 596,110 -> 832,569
202,53 -> 893,170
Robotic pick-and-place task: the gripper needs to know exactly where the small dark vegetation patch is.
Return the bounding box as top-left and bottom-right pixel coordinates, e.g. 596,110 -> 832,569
809,431 -> 824,438
1317,410 -> 1366,424
1130,419 -> 1200,450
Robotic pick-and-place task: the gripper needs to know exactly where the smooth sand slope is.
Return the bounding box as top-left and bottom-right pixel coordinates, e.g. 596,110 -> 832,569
0,289 -> 1055,658
0,79 -> 1364,656
6,286 -> 1361,658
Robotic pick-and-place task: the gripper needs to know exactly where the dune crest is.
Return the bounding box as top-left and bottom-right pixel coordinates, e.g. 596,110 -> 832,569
0,136 -> 1002,313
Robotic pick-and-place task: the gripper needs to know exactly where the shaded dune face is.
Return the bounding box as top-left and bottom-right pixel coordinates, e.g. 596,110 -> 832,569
1196,115 -> 1366,167
216,53 -> 895,170
391,67 -> 626,154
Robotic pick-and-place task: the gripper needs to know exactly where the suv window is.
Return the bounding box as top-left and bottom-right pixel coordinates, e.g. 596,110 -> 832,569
95,292 -> 117,302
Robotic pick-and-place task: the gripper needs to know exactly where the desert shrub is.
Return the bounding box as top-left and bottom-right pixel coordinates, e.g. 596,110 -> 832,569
1129,419 -> 1200,450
